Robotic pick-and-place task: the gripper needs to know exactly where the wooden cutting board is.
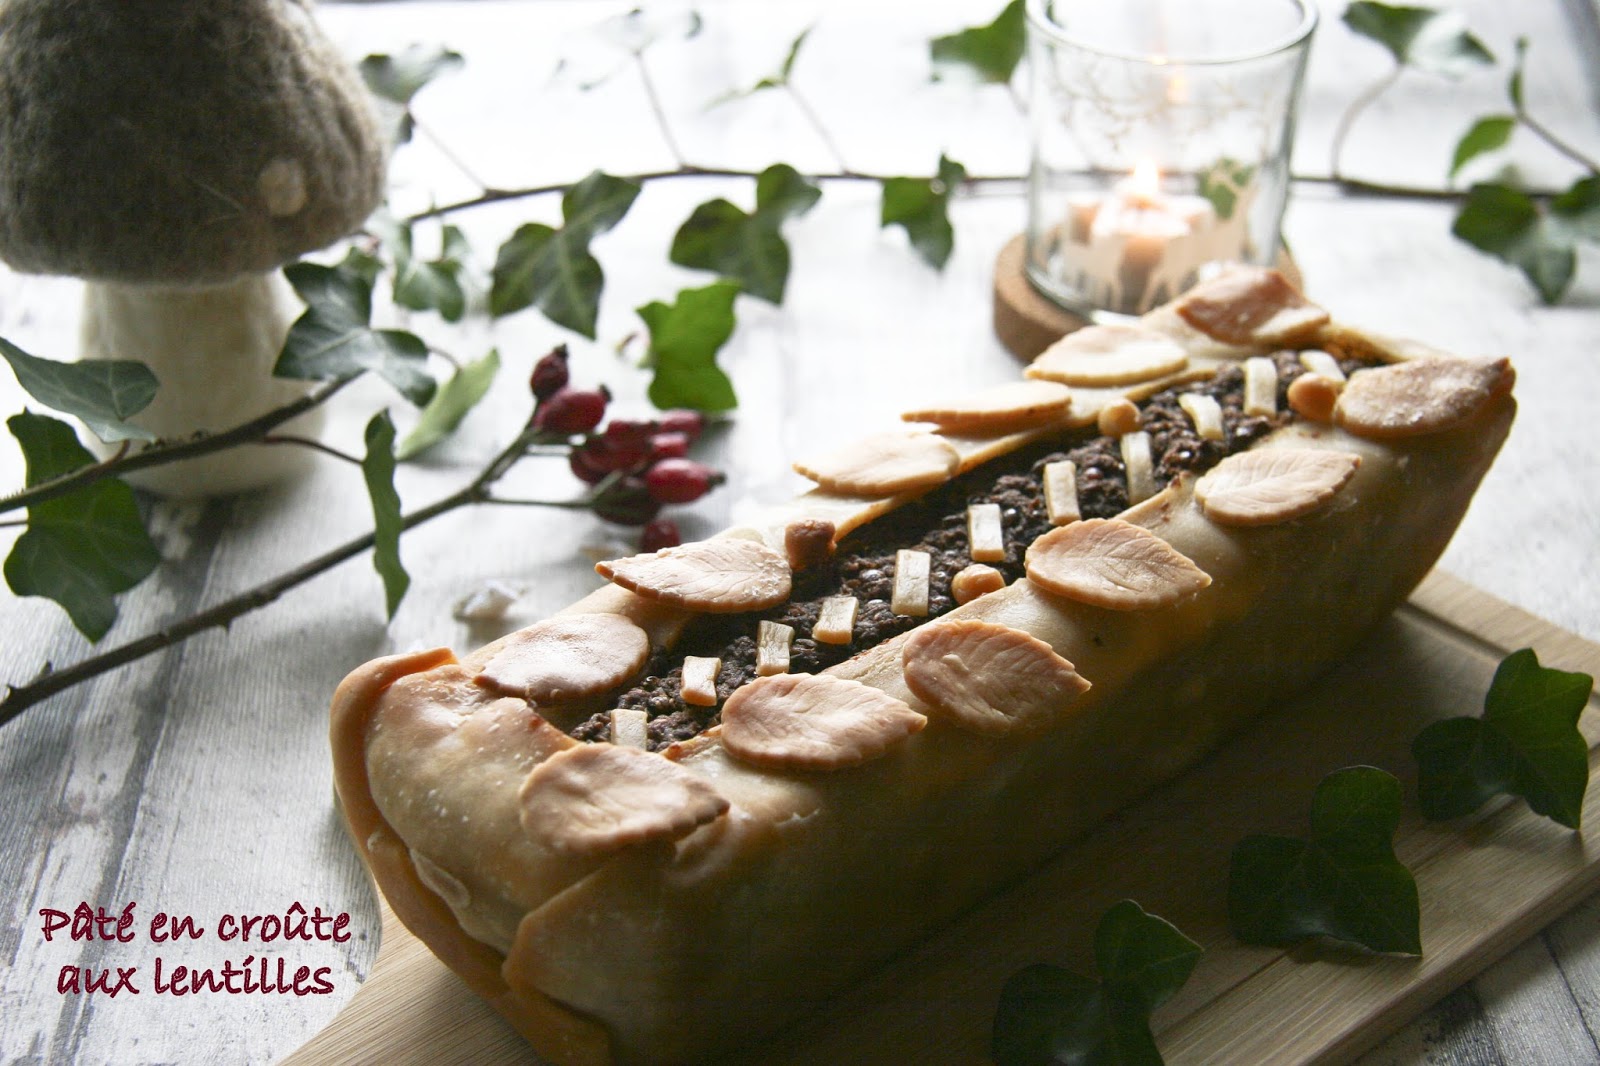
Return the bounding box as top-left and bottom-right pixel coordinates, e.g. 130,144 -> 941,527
284,572 -> 1600,1066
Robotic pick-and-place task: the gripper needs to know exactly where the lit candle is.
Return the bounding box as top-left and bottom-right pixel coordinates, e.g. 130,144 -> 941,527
1059,159 -> 1249,315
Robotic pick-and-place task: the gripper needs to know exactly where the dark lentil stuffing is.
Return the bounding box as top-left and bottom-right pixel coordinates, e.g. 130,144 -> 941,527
570,347 -> 1366,750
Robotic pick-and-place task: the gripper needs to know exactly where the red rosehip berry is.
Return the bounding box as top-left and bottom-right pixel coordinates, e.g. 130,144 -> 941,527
656,409 -> 706,443
568,440 -> 613,484
599,419 -> 653,469
640,518 -> 681,552
534,387 -> 609,435
644,458 -> 724,505
647,431 -> 690,462
592,476 -> 662,526
529,346 -> 570,402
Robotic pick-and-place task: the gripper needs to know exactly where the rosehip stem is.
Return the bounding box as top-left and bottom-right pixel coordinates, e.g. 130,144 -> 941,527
480,468 -> 627,511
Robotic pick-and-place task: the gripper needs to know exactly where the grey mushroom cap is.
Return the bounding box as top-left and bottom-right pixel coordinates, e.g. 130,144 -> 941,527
0,0 -> 386,286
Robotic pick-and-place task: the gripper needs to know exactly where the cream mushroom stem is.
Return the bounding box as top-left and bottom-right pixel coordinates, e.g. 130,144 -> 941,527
77,270 -> 322,497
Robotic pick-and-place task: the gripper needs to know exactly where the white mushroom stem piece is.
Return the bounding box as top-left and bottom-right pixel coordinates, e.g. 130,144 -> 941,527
0,0 -> 387,496
78,275 -> 318,496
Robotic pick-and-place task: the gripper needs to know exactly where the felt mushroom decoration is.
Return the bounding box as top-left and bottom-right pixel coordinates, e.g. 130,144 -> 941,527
0,0 -> 387,495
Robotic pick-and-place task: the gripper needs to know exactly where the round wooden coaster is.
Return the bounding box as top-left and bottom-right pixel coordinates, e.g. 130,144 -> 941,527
992,233 -> 1302,362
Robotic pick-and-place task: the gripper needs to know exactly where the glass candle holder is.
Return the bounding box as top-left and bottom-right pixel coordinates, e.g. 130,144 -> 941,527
1024,0 -> 1317,319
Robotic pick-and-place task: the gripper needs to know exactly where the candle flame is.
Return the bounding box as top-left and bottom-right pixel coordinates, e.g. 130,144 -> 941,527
1166,67 -> 1189,106
1129,159 -> 1162,203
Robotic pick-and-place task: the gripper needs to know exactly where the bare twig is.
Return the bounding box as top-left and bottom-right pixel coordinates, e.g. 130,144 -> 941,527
1330,66 -> 1402,183
405,165 -> 1024,222
410,115 -> 493,193
634,50 -> 688,169
786,84 -> 853,176
0,377 -> 356,517
0,420 -> 547,725
1517,107 -> 1600,176
260,434 -> 364,466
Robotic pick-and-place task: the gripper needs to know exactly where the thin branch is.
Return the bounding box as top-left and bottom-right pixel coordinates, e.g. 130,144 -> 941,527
0,519 -> 24,529
1293,173 -> 1567,201
260,434 -> 363,466
785,84 -> 853,175
405,165 -> 1024,221
1330,66 -> 1402,183
634,50 -> 688,169
1517,107 -> 1600,176
410,114 -> 493,193
1005,78 -> 1027,121
0,422 -> 544,725
0,377 -> 356,517
482,495 -> 594,509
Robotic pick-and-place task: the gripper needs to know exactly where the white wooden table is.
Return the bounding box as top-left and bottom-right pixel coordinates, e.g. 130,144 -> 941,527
1,1 -> 1597,1063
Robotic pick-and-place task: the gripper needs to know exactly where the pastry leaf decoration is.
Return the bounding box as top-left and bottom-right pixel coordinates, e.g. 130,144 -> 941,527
1342,2 -> 1494,78
396,349 -> 501,461
361,411 -> 409,620
991,900 -> 1201,1066
1413,648 -> 1593,829
2,412 -> 159,641
930,0 -> 1026,84
639,282 -> 740,413
1228,766 -> 1421,955
275,260 -> 437,406
0,339 -> 157,444
669,164 -> 821,304
490,170 -> 643,337
881,154 -> 967,269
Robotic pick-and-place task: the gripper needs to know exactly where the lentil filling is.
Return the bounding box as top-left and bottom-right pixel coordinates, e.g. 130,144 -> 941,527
572,350 -> 1362,750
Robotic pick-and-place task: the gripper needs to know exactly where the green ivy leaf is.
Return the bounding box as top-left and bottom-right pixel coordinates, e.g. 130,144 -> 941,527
930,0 -> 1026,84
880,155 -> 967,269
0,338 -> 158,444
359,45 -> 465,107
379,217 -> 470,323
1449,115 -> 1516,179
670,164 -> 820,304
598,6 -> 704,53
991,901 -> 1201,1066
1342,2 -> 1494,78
1197,159 -> 1257,221
3,412 -> 160,640
489,171 -> 641,336
638,282 -> 740,412
707,27 -> 812,106
396,349 -> 501,461
1413,648 -> 1593,829
338,247 -> 385,289
276,262 -> 436,405
1551,176 -> 1600,243
756,162 -> 825,222
1228,766 -> 1421,955
361,411 -> 409,620
554,8 -> 703,92
1452,182 -> 1575,304
1507,36 -> 1528,109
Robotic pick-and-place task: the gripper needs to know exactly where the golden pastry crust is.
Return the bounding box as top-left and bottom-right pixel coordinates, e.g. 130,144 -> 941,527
330,269 -> 1515,1065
